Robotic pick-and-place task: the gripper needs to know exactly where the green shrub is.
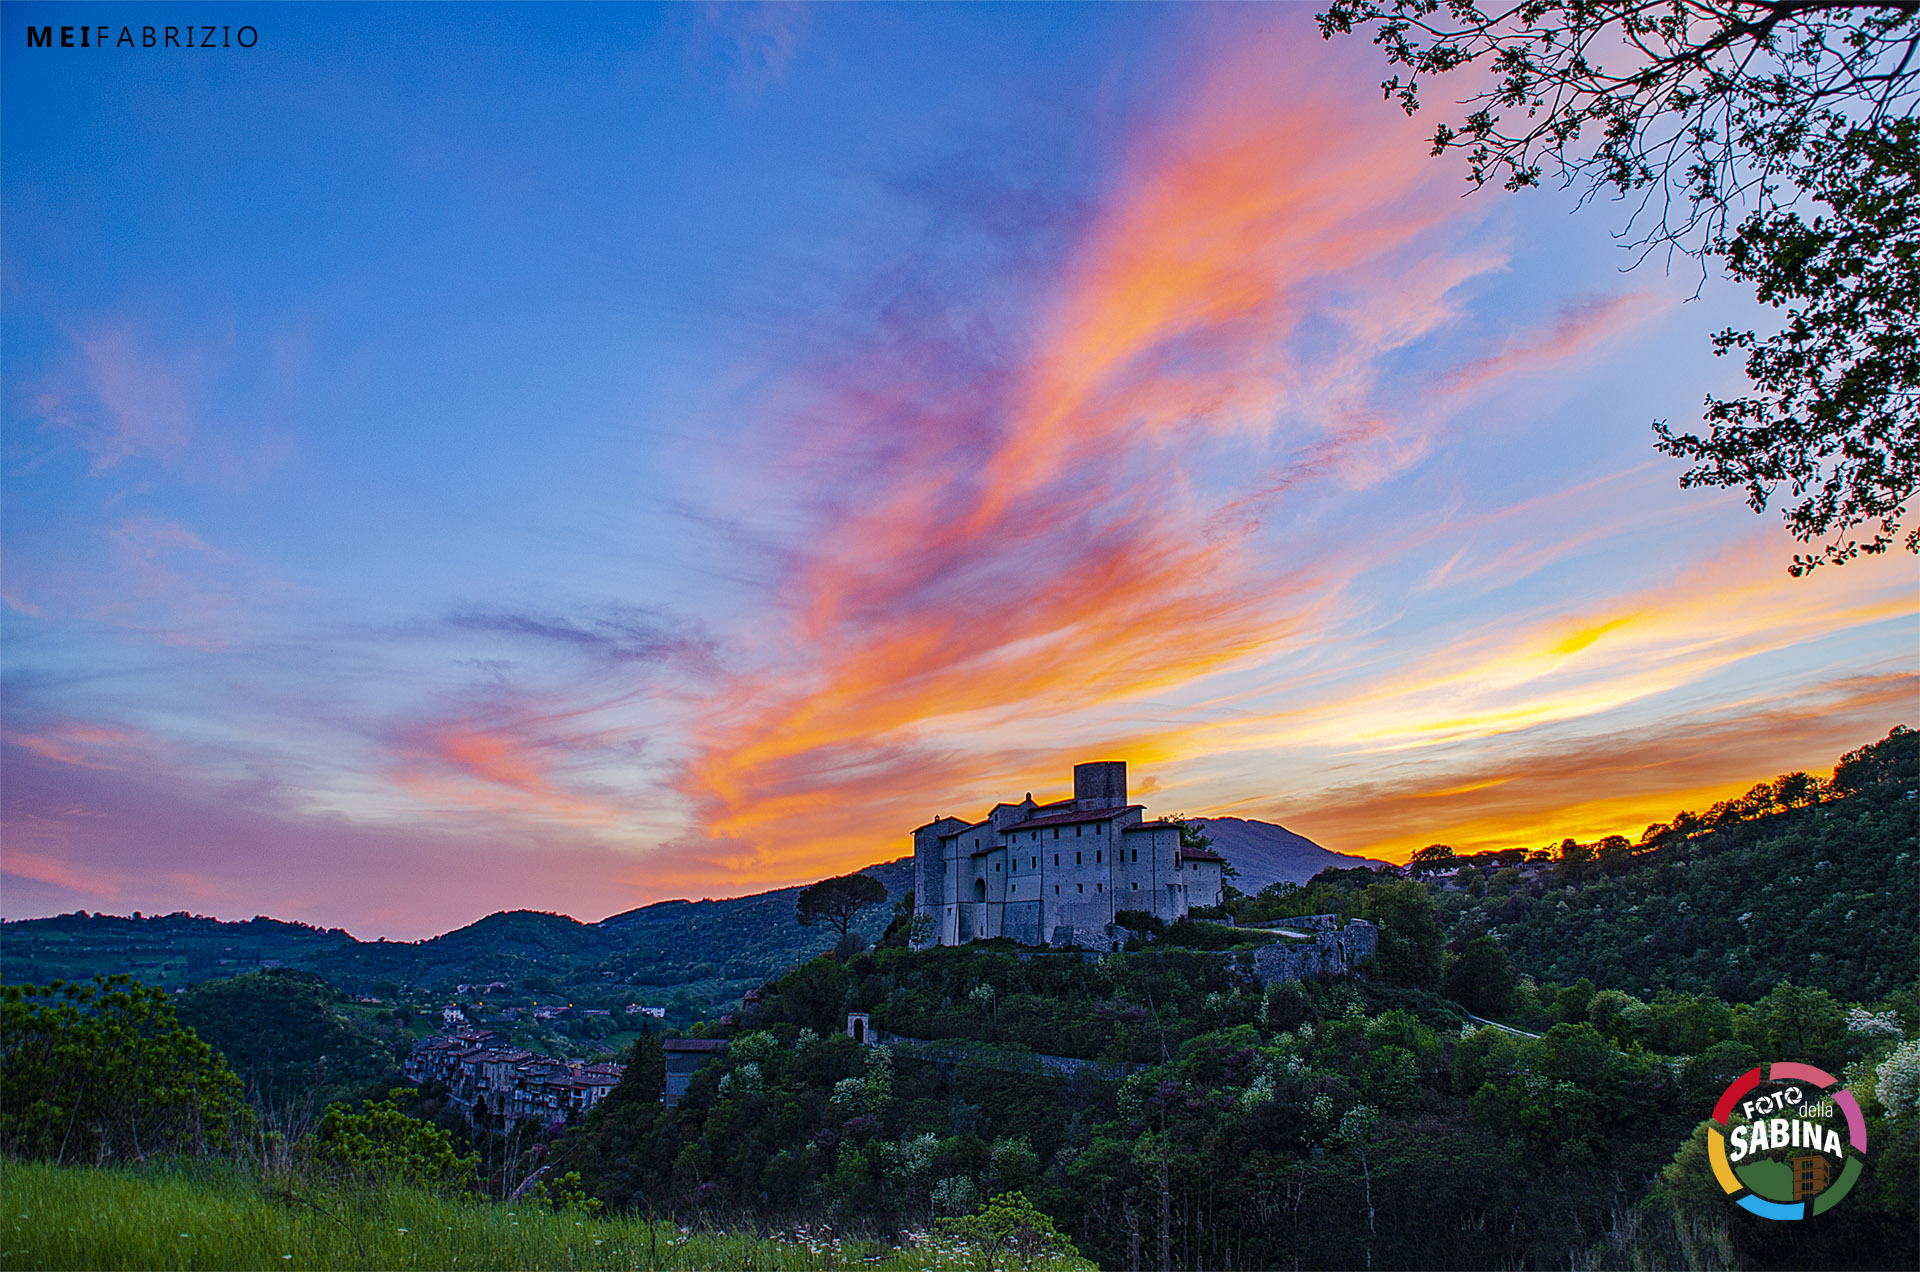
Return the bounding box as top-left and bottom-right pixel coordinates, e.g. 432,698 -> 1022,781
0,976 -> 246,1164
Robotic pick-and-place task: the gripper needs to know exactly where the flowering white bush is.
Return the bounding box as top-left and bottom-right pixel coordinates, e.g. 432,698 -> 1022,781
1875,1039 -> 1920,1115
1846,1007 -> 1904,1039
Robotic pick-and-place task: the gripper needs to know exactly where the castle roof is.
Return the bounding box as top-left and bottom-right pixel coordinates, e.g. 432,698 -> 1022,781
1002,805 -> 1143,832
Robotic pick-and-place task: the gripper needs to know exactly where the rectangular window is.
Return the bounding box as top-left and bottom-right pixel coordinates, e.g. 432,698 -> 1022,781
1132,882 -> 1139,890
1077,883 -> 1083,894
1054,828 -> 1060,838
1096,883 -> 1103,892
995,862 -> 1000,871
1076,851 -> 1082,865
1054,854 -> 1059,866
1132,849 -> 1138,863
1054,885 -> 1060,894
1096,850 -> 1102,863
1031,857 -> 1036,869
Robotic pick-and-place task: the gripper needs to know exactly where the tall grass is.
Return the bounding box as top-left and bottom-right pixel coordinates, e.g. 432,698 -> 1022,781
0,1158 -> 1085,1271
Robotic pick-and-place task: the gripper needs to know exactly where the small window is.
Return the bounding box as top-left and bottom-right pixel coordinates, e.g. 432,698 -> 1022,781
1076,824 -> 1082,836
1054,885 -> 1060,895
1077,883 -> 1083,893
1096,850 -> 1102,863
995,862 -> 1001,871
1031,856 -> 1037,869
1132,849 -> 1138,863
1132,882 -> 1139,890
1054,828 -> 1060,839
1054,854 -> 1059,866
1076,851 -> 1082,865
1096,883 -> 1103,892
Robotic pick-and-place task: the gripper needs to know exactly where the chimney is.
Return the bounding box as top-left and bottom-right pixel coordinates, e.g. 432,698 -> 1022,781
1073,761 -> 1127,810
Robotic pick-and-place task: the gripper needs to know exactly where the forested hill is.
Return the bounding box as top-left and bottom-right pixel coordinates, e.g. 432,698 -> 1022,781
1205,727 -> 1917,1006
1,859 -> 913,1003
1437,726 -> 1918,1003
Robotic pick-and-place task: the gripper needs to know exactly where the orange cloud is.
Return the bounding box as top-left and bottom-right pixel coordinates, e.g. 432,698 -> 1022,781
664,36 -> 1495,891
1271,673 -> 1916,862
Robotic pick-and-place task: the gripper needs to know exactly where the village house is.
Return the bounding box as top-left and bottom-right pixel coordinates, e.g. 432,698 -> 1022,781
663,1038 -> 728,1105
913,761 -> 1226,949
405,1032 -> 625,1126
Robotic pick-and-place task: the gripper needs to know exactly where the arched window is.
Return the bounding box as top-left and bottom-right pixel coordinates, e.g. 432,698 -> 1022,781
974,877 -> 986,902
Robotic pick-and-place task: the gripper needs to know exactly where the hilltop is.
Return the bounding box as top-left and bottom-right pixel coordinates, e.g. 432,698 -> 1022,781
1190,816 -> 1383,889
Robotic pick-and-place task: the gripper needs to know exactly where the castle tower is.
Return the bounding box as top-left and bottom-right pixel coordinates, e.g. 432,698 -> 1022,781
1074,761 -> 1127,809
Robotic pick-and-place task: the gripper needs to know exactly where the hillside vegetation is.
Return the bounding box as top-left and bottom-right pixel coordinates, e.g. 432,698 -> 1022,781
1440,730 -> 1917,1003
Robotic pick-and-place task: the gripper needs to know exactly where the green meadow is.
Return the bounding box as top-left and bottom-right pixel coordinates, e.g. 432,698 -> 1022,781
0,1158 -> 1085,1272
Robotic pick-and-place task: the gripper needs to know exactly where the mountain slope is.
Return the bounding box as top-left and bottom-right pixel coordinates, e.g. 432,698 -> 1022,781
1190,817 -> 1385,892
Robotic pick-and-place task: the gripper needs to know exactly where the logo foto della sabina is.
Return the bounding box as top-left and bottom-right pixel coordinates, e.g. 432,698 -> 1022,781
1709,1062 -> 1868,1219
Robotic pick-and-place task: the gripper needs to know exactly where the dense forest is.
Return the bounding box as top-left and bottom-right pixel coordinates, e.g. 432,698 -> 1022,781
1,728 -> 1914,1269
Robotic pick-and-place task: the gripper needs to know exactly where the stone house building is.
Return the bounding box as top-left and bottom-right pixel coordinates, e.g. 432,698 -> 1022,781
913,761 -> 1225,948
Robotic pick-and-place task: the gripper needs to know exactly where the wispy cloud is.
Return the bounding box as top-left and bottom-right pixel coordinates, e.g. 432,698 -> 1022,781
444,605 -> 715,670
28,324 -> 292,484
690,2 -> 810,98
663,34 -> 1518,889
1440,291 -> 1666,396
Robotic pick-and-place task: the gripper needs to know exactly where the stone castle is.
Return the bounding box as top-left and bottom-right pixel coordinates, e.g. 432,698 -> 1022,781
912,760 -> 1225,948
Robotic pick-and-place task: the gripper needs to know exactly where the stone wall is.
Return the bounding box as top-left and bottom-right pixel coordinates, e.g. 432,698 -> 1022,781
1248,919 -> 1377,984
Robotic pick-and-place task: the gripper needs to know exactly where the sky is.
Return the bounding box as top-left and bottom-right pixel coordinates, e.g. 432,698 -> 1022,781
3,3 -> 1913,940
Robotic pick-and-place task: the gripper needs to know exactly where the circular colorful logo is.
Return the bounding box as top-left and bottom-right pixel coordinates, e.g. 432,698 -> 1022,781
1708,1062 -> 1867,1219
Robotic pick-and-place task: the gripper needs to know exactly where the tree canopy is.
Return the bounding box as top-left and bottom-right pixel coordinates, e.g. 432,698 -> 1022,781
0,975 -> 246,1164
1319,0 -> 1920,572
796,872 -> 890,936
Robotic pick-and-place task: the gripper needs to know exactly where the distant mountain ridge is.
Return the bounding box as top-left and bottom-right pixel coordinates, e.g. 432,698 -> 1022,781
0,822 -> 1362,997
1189,817 -> 1386,893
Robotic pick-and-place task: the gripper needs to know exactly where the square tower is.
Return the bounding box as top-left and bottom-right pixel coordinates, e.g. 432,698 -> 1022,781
1074,761 -> 1127,809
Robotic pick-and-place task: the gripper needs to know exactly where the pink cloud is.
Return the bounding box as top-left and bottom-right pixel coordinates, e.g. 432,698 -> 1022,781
1440,290 -> 1666,396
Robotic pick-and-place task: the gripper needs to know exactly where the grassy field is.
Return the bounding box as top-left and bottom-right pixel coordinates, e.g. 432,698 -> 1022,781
0,1159 -> 1090,1271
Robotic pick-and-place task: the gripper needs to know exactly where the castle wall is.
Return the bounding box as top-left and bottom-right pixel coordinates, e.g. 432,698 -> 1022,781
913,762 -> 1220,949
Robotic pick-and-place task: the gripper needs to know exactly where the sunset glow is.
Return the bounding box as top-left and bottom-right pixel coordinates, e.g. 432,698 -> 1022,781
4,5 -> 1912,938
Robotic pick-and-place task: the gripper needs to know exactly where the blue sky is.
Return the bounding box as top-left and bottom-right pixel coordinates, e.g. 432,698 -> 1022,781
4,3 -> 1912,937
